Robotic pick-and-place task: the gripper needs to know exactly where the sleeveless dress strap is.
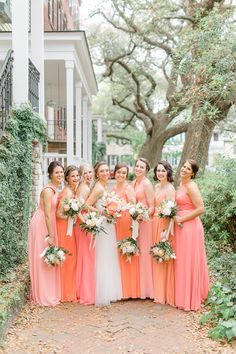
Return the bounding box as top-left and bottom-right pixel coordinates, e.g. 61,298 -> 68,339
41,185 -> 57,194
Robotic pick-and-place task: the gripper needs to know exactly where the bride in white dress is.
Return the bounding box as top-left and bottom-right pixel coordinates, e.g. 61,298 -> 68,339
86,161 -> 122,306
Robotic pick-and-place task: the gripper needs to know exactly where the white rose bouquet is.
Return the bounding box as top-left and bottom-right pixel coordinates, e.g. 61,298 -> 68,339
150,240 -> 176,263
127,202 -> 150,222
40,246 -> 71,267
80,211 -> 106,248
155,200 -> 177,218
63,197 -> 85,236
117,237 -> 139,263
126,202 -> 150,240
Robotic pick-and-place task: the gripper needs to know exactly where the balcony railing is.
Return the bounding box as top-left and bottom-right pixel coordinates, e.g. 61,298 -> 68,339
0,49 -> 13,133
46,118 -> 76,141
28,58 -> 40,113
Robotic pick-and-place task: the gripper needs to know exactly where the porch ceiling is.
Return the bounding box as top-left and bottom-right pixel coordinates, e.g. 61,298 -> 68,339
44,31 -> 98,100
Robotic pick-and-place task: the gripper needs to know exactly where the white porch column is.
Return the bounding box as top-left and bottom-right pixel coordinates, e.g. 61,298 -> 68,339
65,61 -> 74,165
31,0 -> 44,117
75,82 -> 82,160
97,117 -> 103,143
87,104 -> 92,163
82,96 -> 88,161
12,0 -> 29,104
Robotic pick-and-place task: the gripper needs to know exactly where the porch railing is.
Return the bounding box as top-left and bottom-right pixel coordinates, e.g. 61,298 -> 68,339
0,49 -> 13,133
28,58 -> 40,113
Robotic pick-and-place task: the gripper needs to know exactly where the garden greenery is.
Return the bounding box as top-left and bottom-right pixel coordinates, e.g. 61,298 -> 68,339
199,158 -> 236,341
0,105 -> 46,279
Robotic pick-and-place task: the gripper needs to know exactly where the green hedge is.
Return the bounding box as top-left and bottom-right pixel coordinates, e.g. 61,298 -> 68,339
0,105 -> 46,279
198,158 -> 236,341
199,158 -> 236,249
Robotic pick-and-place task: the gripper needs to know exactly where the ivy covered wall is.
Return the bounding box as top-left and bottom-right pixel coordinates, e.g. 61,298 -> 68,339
0,105 -> 46,278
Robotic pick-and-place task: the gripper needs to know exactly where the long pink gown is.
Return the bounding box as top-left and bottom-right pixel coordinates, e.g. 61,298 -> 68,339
174,185 -> 209,311
76,218 -> 95,305
152,194 -> 175,306
28,185 -> 60,306
133,177 -> 154,299
113,186 -> 140,299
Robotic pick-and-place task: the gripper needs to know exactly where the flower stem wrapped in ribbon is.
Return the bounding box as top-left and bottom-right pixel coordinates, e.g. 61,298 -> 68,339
126,202 -> 150,240
40,246 -> 71,266
150,240 -> 176,263
117,237 -> 140,263
63,197 -> 85,236
80,211 -> 106,248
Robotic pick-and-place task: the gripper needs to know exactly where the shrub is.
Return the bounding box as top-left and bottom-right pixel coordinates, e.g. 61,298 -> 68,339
200,242 -> 236,341
199,158 -> 236,249
0,105 -> 46,279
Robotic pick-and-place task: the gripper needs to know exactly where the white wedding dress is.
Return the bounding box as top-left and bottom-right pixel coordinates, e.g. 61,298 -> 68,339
95,194 -> 122,306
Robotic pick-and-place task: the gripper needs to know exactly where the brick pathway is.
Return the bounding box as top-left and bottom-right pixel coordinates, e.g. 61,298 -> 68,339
1,300 -> 234,354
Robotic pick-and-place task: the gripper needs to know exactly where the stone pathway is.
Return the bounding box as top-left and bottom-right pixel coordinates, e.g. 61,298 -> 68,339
1,300 -> 234,354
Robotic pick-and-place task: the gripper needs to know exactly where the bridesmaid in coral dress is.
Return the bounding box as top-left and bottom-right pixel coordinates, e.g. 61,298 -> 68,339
113,163 -> 140,299
28,161 -> 64,306
152,161 -> 175,306
75,164 -> 95,305
174,159 -> 209,311
57,165 -> 80,302
132,158 -> 154,299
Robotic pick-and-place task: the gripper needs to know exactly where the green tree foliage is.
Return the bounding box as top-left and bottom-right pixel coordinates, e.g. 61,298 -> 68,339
89,0 -> 236,172
199,158 -> 236,249
198,158 -> 236,341
0,105 -> 46,278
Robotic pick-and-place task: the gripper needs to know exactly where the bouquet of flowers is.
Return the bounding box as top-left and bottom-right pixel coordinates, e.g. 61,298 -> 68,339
63,197 -> 85,236
40,246 -> 71,267
117,237 -> 139,263
102,192 -> 124,223
155,200 -> 177,218
80,211 -> 106,248
63,197 -> 85,218
127,202 -> 150,222
150,239 -> 176,263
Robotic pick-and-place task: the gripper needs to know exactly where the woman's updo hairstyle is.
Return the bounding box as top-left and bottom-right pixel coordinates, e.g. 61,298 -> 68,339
48,161 -> 64,179
153,161 -> 174,182
114,162 -> 129,177
186,159 -> 199,179
135,157 -> 151,172
64,165 -> 80,182
94,161 -> 108,179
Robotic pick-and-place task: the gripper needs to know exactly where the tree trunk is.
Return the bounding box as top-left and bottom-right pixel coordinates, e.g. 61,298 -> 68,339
139,126 -> 166,167
175,117 -> 215,184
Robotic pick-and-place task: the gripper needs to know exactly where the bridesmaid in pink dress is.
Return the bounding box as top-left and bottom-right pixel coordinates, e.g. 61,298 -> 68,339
28,161 -> 64,306
174,159 -> 209,311
75,164 -> 95,305
152,161 -> 175,306
57,165 -> 79,302
132,158 -> 154,299
113,163 -> 140,299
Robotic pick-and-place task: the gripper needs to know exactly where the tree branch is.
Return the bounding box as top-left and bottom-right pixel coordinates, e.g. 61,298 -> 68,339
163,121 -> 189,142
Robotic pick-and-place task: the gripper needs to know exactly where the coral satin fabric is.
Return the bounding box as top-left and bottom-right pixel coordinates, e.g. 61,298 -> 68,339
28,185 -> 60,306
152,194 -> 175,306
174,185 -> 209,311
57,213 -> 77,302
133,177 -> 154,299
114,187 -> 140,299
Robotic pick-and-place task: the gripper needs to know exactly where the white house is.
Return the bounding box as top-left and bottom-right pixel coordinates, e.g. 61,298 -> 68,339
0,0 -> 98,202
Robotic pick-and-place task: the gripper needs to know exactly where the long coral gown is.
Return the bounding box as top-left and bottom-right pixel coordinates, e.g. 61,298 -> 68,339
113,186 -> 140,299
174,184 -> 209,311
133,177 -> 154,299
57,200 -> 77,302
28,185 -> 60,306
152,194 -> 175,306
75,217 -> 95,305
